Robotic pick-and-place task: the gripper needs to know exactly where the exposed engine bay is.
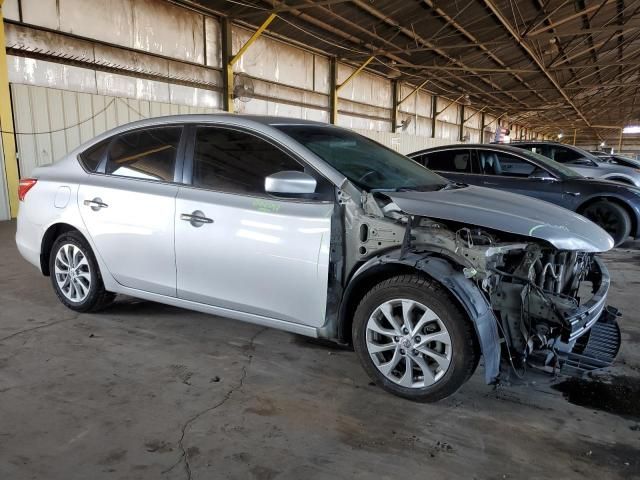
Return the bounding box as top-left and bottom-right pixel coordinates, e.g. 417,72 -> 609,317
336,190 -> 621,382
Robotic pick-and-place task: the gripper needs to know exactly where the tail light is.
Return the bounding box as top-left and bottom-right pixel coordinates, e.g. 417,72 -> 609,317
18,178 -> 38,201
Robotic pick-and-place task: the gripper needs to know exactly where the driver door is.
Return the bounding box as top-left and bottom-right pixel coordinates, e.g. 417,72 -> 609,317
477,149 -> 564,204
174,126 -> 334,328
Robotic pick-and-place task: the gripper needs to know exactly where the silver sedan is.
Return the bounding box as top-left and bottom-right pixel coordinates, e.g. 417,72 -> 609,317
16,115 -> 619,402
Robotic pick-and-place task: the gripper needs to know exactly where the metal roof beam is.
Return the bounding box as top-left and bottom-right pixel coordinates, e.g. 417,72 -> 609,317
350,0 -> 531,110
482,0 -> 595,132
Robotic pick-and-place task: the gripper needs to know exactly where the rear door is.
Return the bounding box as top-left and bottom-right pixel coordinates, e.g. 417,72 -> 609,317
78,126 -> 183,296
174,125 -> 334,327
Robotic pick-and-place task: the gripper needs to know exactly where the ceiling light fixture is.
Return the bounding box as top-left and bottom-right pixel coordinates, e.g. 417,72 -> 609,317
622,126 -> 640,134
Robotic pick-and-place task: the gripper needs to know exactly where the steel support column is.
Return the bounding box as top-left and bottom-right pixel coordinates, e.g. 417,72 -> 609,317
223,13 -> 276,113
329,56 -> 337,124
391,80 -> 399,133
332,55 -> 374,125
459,105 -> 465,141
0,0 -> 18,217
430,95 -> 437,138
221,18 -> 233,112
480,112 -> 486,143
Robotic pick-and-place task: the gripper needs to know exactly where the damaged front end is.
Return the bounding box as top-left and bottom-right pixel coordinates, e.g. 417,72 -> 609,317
340,188 -> 621,383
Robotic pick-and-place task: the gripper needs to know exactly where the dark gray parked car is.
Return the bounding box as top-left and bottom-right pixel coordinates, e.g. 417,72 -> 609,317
409,143 -> 640,246
508,141 -> 640,187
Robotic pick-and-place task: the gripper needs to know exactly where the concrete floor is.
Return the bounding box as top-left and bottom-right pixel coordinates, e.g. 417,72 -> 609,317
1,220 -> 639,480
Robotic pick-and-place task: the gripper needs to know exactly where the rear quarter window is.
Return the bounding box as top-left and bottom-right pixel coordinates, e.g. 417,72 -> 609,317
79,138 -> 110,172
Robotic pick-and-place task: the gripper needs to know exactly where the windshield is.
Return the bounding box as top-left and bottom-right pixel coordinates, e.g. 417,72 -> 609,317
523,149 -> 583,178
275,125 -> 448,191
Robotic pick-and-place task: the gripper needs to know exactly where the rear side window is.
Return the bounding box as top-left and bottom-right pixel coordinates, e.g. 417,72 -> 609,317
79,139 -> 110,172
422,150 -> 472,173
192,127 -> 304,196
106,127 -> 182,182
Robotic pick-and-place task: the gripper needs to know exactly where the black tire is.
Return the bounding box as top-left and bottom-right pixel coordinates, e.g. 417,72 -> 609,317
582,200 -> 631,247
352,274 -> 477,402
49,230 -> 115,312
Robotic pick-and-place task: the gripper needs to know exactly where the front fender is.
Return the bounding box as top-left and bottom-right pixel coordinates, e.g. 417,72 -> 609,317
340,251 -> 501,384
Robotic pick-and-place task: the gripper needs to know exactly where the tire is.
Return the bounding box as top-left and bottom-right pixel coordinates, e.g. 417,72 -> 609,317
582,201 -> 631,247
49,231 -> 115,312
352,274 -> 477,402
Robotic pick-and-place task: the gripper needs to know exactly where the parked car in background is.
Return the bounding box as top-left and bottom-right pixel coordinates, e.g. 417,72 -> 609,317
589,150 -> 612,158
507,141 -> 640,187
409,144 -> 640,246
596,153 -> 640,169
16,115 -> 620,402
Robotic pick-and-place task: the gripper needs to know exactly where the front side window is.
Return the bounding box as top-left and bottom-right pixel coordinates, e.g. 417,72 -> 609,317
479,150 -> 536,177
422,150 -> 472,173
106,127 -> 182,182
192,127 -> 305,196
276,125 -> 447,191
549,146 -> 597,166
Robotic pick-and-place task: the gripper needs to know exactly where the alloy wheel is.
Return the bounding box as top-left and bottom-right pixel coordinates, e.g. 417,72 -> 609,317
54,243 -> 92,303
365,298 -> 452,388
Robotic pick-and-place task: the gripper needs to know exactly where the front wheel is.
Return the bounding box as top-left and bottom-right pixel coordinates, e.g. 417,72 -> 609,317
352,274 -> 478,402
49,231 -> 115,312
582,201 -> 631,247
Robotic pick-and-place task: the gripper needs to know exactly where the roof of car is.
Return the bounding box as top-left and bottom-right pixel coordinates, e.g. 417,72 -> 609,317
117,113 -> 330,128
410,143 -> 548,155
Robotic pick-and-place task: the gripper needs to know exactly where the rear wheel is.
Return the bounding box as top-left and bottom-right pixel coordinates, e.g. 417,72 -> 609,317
582,200 -> 631,247
352,274 -> 477,402
49,231 -> 115,312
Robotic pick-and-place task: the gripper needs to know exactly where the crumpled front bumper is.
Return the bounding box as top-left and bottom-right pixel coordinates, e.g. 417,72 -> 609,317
563,256 -> 610,343
559,256 -> 621,375
561,306 -> 621,375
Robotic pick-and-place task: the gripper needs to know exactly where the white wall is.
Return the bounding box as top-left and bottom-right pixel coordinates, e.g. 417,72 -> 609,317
10,83 -> 219,178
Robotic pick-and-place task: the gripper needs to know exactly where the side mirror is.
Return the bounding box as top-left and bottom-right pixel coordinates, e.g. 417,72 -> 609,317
265,170 -> 317,194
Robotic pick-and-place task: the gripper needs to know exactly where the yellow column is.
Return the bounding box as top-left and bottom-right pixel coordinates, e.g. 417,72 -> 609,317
0,0 -> 19,217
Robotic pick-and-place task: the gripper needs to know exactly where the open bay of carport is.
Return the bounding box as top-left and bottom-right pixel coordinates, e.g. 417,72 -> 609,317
0,220 -> 639,480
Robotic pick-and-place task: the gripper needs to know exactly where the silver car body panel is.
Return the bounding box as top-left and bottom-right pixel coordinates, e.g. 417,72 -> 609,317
386,185 -> 613,252
175,186 -> 333,327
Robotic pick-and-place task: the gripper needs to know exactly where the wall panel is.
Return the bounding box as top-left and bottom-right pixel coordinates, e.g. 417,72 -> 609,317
11,84 -> 219,178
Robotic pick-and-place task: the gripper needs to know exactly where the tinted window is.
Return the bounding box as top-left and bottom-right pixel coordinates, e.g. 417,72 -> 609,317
80,138 -> 110,172
422,150 -> 472,173
550,146 -> 582,164
106,127 -> 182,182
192,127 -> 305,196
479,150 -> 536,177
276,125 -> 447,191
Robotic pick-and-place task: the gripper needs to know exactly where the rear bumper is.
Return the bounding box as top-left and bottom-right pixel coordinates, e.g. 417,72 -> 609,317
16,212 -> 43,273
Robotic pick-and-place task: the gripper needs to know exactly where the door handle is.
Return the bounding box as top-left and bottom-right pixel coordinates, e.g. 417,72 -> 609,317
180,210 -> 214,227
84,197 -> 108,211
564,191 -> 581,197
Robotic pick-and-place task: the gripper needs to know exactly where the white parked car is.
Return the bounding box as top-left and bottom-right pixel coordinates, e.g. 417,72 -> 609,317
16,115 -> 621,401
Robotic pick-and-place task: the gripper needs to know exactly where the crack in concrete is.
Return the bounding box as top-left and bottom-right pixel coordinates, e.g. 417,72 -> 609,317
162,327 -> 267,480
0,315 -> 78,344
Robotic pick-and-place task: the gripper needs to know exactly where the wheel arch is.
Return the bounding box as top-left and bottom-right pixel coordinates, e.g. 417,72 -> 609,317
40,223 -> 88,276
337,252 -> 501,384
577,196 -> 637,239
